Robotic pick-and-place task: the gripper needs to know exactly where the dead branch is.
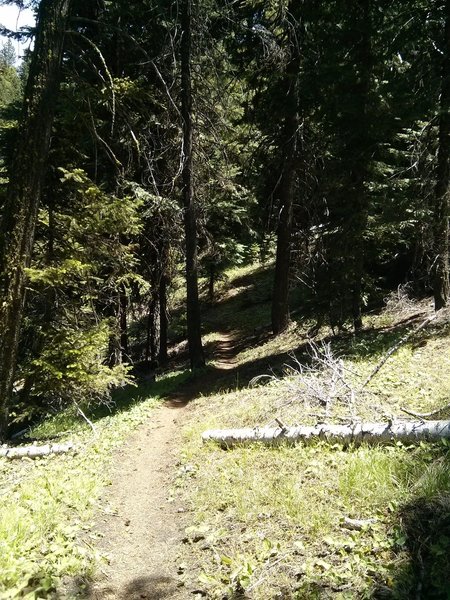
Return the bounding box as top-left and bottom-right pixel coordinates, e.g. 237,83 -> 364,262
361,313 -> 437,389
0,442 -> 76,459
400,402 -> 450,420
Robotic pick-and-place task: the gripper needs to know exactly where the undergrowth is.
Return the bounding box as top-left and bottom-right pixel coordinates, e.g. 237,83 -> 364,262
3,262 -> 450,599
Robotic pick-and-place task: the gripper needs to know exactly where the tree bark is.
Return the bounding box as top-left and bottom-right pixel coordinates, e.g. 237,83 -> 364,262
202,420 -> 450,448
433,0 -> 450,310
271,106 -> 299,335
0,0 -> 72,441
159,271 -> 169,363
180,0 -> 205,370
208,263 -> 215,303
145,289 -> 158,364
271,9 -> 301,336
346,0 -> 372,331
119,285 -> 129,360
107,292 -> 122,367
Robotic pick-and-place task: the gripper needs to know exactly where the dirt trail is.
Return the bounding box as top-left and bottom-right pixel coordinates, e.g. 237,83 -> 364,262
79,331 -> 240,600
86,404 -> 188,600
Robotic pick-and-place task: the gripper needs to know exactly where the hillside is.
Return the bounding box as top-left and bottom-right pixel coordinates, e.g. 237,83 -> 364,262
1,262 -> 450,599
174,264 -> 450,599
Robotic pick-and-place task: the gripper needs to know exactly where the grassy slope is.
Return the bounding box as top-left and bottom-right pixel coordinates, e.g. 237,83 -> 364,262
2,262 -> 450,599
174,264 -> 450,599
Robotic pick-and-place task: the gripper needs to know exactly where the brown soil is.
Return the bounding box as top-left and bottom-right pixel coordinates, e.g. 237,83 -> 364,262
72,332 -> 240,600
85,403 -> 189,600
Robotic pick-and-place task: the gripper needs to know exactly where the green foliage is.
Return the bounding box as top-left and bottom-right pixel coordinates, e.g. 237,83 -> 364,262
0,40 -> 16,69
0,41 -> 21,187
25,322 -> 131,407
0,41 -> 20,110
15,168 -> 144,421
0,64 -> 20,109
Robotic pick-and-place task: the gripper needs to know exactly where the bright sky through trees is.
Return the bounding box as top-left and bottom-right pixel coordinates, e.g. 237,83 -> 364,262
0,4 -> 35,63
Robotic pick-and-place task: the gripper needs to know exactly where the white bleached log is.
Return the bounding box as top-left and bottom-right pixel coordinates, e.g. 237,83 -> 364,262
202,420 -> 450,447
0,442 -> 76,459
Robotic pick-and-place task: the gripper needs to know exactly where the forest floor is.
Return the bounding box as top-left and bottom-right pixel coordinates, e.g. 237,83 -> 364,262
2,262 -> 450,599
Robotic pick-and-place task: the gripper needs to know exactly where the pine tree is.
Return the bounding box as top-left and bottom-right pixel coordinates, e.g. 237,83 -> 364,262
433,0 -> 450,309
181,0 -> 205,369
0,0 -> 72,440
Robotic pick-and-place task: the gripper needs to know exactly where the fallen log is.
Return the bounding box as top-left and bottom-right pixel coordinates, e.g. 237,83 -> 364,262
202,420 -> 450,447
0,442 -> 76,459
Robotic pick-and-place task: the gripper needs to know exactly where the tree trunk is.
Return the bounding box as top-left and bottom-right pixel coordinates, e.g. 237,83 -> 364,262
271,4 -> 301,336
208,263 -> 215,303
107,292 -> 121,367
202,420 -> 450,448
271,107 -> 299,335
145,290 -> 158,364
347,0 -> 372,331
433,0 -> 450,310
159,272 -> 169,363
0,0 -> 72,441
180,0 -> 205,370
119,285 -> 129,360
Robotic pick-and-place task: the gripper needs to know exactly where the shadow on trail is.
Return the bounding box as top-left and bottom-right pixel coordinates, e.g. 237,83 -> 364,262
64,575 -> 180,600
119,575 -> 180,599
162,308 -> 447,406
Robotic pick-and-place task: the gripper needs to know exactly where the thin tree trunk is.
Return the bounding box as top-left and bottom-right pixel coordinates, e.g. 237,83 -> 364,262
181,0 -> 205,370
433,0 -> 450,310
47,200 -> 55,262
119,286 -> 129,360
150,292 -> 158,362
208,263 -> 215,303
271,108 -> 299,335
0,0 -> 71,440
107,292 -> 121,367
159,272 -> 169,363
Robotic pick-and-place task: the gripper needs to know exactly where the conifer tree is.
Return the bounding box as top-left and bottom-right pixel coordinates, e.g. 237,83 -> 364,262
433,0 -> 450,310
181,0 -> 205,369
0,0 -> 72,439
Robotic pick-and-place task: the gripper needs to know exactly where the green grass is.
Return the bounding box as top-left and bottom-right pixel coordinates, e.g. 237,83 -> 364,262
3,262 -> 450,599
0,369 -> 188,599
171,263 -> 450,599
178,430 -> 450,598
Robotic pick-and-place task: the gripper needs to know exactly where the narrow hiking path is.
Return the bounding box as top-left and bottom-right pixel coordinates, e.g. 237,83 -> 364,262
79,331 -> 241,600
86,404 -> 187,600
